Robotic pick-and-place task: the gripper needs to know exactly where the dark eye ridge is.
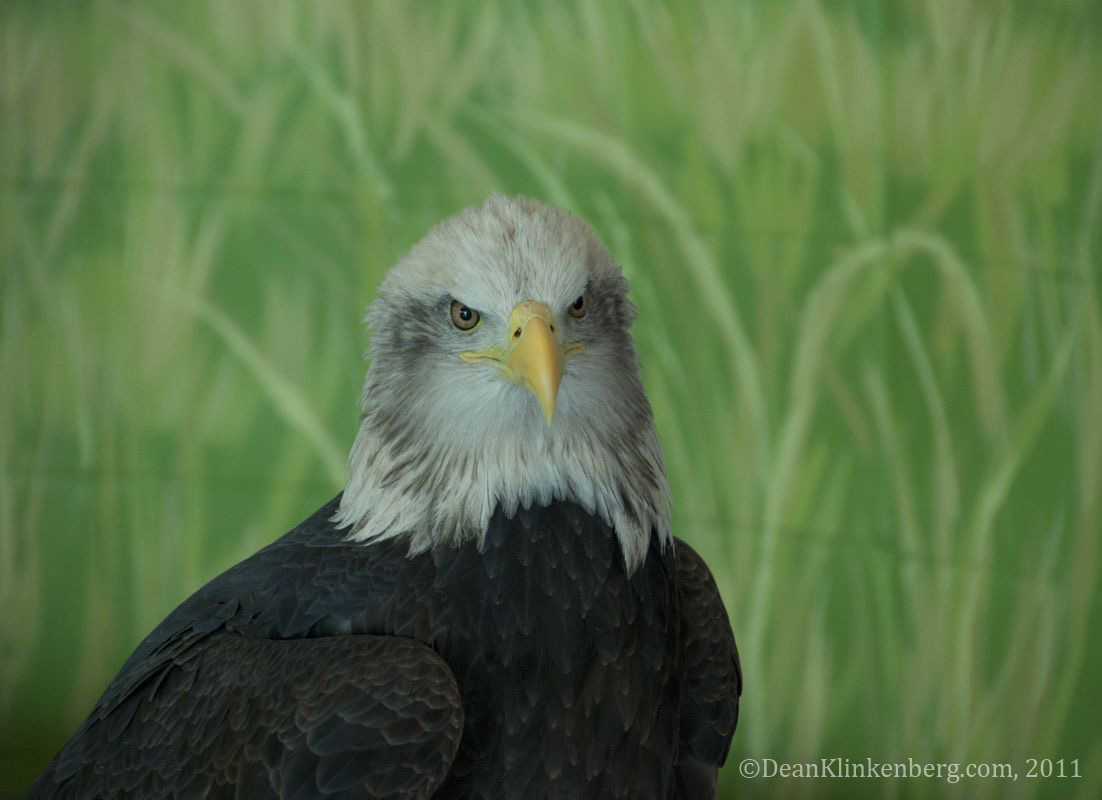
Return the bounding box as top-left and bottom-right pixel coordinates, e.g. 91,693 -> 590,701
450,299 -> 481,330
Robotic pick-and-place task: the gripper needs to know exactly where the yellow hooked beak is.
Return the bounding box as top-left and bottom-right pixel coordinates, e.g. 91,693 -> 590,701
460,301 -> 584,426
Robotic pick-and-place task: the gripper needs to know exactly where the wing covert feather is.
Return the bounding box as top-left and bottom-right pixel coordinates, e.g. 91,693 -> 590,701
31,634 -> 463,800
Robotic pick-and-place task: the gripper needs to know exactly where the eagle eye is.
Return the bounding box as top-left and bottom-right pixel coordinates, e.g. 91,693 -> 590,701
568,294 -> 587,319
450,300 -> 481,331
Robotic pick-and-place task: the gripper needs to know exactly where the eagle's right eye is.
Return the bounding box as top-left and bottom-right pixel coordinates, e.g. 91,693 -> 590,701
450,300 -> 481,331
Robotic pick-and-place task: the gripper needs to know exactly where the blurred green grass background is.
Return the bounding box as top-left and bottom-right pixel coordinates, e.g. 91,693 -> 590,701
2,1 -> 1100,797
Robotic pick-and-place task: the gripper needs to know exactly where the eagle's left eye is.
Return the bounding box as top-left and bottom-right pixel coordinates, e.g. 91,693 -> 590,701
450,300 -> 481,331
568,295 -> 587,318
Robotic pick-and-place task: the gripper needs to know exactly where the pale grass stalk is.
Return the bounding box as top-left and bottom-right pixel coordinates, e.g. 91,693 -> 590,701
175,294 -> 345,485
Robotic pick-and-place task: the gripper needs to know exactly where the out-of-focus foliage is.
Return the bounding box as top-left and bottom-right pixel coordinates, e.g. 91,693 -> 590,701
2,1 -> 1100,797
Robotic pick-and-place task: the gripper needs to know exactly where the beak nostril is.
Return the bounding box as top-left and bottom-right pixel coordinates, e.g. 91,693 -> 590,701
514,328 -> 522,339
549,324 -> 555,333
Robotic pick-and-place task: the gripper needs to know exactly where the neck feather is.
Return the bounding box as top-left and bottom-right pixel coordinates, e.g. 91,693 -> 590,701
333,405 -> 671,573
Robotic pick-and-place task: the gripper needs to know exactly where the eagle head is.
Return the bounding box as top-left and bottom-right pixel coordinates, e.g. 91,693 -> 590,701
335,195 -> 671,570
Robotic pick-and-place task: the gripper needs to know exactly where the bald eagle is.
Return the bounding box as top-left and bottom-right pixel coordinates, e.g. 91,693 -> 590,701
31,196 -> 741,799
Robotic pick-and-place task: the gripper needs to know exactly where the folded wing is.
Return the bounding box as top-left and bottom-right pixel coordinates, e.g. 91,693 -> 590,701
31,633 -> 463,800
673,539 -> 742,798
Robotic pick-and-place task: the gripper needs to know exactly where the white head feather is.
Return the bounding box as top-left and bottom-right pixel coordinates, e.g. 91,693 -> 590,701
334,195 -> 671,572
